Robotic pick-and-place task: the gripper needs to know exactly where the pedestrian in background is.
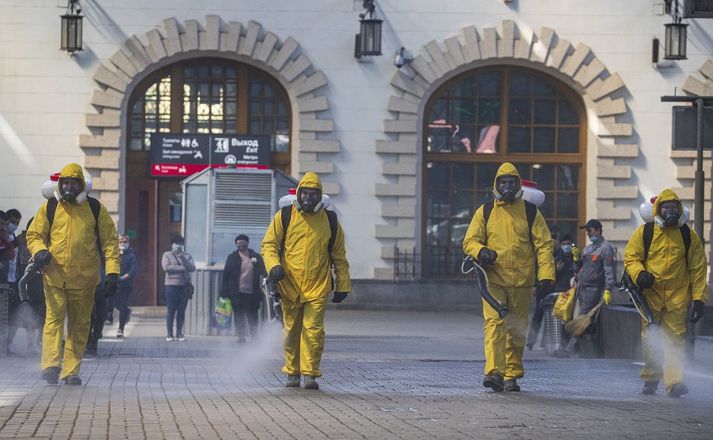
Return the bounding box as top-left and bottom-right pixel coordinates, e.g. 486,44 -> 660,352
162,234 -> 195,342
220,234 -> 266,343
624,189 -> 707,397
463,162 -> 554,392
113,234 -> 138,338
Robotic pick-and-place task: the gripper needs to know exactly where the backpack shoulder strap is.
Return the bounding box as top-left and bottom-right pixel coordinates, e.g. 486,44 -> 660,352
279,205 -> 292,254
325,209 -> 338,255
47,197 -> 58,228
680,224 -> 691,261
522,200 -> 537,248
482,201 -> 494,224
642,222 -> 654,261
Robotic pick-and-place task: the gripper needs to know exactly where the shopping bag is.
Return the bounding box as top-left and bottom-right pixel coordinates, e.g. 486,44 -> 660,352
552,287 -> 576,322
213,297 -> 233,330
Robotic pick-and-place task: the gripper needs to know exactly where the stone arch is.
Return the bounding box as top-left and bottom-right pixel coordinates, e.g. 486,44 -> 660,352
374,20 -> 639,278
676,61 -> 713,249
81,15 -> 340,220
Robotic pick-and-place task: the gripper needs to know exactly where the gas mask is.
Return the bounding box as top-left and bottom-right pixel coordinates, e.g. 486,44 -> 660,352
59,178 -> 83,204
171,243 -> 184,253
493,175 -> 522,203
656,201 -> 681,228
297,187 -> 323,213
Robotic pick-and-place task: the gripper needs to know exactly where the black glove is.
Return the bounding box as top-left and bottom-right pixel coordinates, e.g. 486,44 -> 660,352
538,279 -> 553,296
636,271 -> 655,289
477,248 -> 498,265
332,292 -> 348,303
34,250 -> 52,268
269,265 -> 285,282
689,300 -> 705,323
104,273 -> 119,298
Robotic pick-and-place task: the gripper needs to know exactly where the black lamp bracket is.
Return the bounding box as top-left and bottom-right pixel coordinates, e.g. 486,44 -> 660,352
359,0 -> 376,19
66,0 -> 81,15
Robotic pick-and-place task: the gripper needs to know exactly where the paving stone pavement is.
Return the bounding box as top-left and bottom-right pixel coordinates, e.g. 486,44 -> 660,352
1,309 -> 712,439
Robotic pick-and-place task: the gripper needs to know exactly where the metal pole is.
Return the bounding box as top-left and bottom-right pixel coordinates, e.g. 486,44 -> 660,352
695,98 -> 705,243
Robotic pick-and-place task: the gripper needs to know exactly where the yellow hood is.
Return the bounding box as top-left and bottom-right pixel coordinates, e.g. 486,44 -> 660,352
653,188 -> 680,217
492,162 -> 522,203
298,171 -> 323,192
58,163 -> 86,192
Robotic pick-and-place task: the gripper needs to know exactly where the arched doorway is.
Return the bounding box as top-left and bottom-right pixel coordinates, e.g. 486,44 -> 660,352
124,57 -> 291,305
422,66 -> 586,277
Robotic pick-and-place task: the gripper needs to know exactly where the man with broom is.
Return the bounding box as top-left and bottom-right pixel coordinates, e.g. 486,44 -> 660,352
555,219 -> 616,357
624,189 -> 707,398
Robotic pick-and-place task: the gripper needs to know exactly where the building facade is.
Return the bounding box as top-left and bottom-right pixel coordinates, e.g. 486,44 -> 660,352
1,1 -> 712,305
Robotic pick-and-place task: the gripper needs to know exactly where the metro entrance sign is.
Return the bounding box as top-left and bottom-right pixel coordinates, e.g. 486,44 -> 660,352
150,133 -> 271,176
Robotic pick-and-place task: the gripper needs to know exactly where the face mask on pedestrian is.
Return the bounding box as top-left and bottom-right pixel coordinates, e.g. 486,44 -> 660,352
59,178 -> 83,204
298,188 -> 322,213
561,243 -> 573,254
172,243 -> 183,253
495,175 -> 520,203
7,222 -> 18,234
659,201 -> 681,227
119,242 -> 129,251
587,229 -> 601,244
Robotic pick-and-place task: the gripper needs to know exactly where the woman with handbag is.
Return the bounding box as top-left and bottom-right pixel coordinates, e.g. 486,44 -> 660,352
161,234 -> 195,342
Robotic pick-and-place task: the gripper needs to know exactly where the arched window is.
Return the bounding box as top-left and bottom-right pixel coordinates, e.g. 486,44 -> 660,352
128,57 -> 291,172
423,67 -> 586,277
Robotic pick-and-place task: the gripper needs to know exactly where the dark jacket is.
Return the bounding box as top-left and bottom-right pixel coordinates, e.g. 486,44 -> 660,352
553,250 -> 576,292
118,248 -> 139,292
220,248 -> 267,297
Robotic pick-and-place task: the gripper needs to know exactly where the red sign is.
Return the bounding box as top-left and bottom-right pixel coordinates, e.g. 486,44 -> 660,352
151,163 -> 210,176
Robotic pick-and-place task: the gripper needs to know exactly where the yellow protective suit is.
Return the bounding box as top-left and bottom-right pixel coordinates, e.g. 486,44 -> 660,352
624,188 -> 707,391
27,163 -> 120,379
262,172 -> 351,377
463,162 -> 554,380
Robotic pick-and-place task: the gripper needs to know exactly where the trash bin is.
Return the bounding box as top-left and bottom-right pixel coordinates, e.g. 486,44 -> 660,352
542,292 -> 564,355
0,284 -> 10,356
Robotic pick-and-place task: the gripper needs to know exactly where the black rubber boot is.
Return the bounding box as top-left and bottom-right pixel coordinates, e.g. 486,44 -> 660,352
64,375 -> 82,386
41,367 -> 60,385
483,374 -> 504,392
285,375 -> 300,388
303,375 -> 319,390
667,383 -> 689,398
642,380 -> 659,395
504,379 -> 521,392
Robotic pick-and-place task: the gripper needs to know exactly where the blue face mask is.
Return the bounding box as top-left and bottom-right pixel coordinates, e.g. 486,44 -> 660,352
561,244 -> 573,254
589,235 -> 600,244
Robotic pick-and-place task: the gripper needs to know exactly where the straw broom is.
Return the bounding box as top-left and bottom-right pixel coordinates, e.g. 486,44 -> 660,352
564,300 -> 604,337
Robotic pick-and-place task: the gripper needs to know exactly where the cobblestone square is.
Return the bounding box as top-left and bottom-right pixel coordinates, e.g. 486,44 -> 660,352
2,309 -> 712,439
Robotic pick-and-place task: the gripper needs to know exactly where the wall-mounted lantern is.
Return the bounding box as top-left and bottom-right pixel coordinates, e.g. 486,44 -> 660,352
61,0 -> 83,54
354,0 -> 382,59
664,0 -> 687,60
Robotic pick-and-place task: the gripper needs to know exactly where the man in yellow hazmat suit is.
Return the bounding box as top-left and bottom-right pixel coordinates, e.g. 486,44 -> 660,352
27,163 -> 120,385
463,162 -> 554,392
262,172 -> 351,390
624,188 -> 707,398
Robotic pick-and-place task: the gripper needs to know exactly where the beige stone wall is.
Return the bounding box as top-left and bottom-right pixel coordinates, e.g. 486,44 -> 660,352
374,21 -> 640,279
82,16 -> 341,224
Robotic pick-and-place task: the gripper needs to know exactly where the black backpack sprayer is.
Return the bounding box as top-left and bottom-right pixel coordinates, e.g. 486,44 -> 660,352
15,258 -> 43,330
260,276 -> 283,324
461,256 -> 508,319
619,271 -> 656,325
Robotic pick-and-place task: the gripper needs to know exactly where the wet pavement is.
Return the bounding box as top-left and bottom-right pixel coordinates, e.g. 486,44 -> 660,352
1,309 -> 712,439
